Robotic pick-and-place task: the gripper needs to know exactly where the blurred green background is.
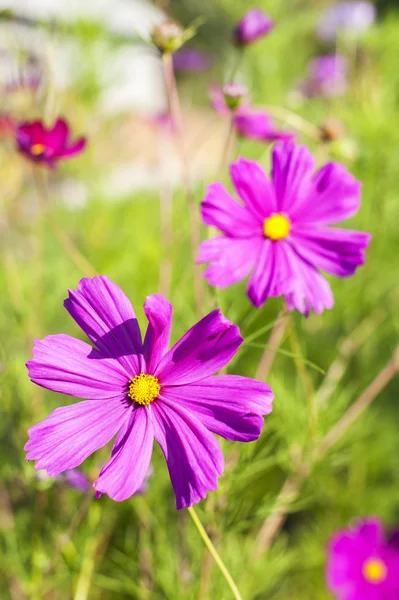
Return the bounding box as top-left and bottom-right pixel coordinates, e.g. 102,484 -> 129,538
0,0 -> 398,598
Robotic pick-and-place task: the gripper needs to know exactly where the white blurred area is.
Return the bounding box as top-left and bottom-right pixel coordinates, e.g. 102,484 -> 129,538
0,0 -> 167,114
0,1 -> 225,199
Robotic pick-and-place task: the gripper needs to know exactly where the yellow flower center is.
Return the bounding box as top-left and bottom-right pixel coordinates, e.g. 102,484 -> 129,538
31,143 -> 45,155
128,374 -> 160,406
362,558 -> 387,584
263,213 -> 291,240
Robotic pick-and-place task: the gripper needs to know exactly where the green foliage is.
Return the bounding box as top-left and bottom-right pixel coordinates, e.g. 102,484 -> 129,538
0,1 -> 398,599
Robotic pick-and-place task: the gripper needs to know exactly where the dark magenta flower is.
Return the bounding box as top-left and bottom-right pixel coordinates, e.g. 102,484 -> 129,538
210,84 -> 293,144
327,518 -> 399,599
16,118 -> 87,167
25,277 -> 273,509
234,8 -> 274,46
198,141 -> 370,315
172,48 -> 212,73
318,2 -> 376,42
299,55 -> 348,98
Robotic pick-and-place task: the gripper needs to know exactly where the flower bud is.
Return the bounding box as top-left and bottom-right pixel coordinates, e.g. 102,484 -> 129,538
234,9 -> 274,46
222,82 -> 248,111
151,19 -> 185,54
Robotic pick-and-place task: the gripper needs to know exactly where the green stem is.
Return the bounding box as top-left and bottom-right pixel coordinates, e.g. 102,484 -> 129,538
187,506 -> 243,600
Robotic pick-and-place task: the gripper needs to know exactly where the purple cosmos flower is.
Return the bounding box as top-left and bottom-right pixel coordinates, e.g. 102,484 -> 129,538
210,84 -> 293,144
25,277 -> 273,510
299,55 -> 348,98
318,2 -> 376,42
327,517 -> 399,599
62,469 -> 91,493
234,8 -> 274,46
16,117 -> 87,168
198,141 -> 370,314
172,48 -> 212,73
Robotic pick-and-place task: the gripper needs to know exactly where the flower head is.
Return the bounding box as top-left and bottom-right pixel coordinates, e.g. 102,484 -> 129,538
210,84 -> 293,143
327,517 -> 399,599
299,55 -> 348,98
198,141 -> 370,315
16,117 -> 87,168
25,277 -> 273,509
318,2 -> 376,42
172,48 -> 212,73
234,8 -> 274,46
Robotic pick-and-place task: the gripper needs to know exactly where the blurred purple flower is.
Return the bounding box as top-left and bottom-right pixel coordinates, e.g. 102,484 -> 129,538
62,469 -> 91,493
16,118 -> 87,167
198,141 -> 370,314
299,55 -> 348,98
327,517 -> 399,599
210,84 -> 293,143
234,8 -> 274,46
172,48 -> 212,73
25,276 -> 273,509
318,2 -> 376,42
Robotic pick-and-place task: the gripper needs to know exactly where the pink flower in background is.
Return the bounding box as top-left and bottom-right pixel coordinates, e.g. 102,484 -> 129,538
234,8 -> 274,46
172,48 -> 212,73
25,276 -> 273,510
198,141 -> 370,315
210,84 -> 293,144
16,117 -> 87,167
318,1 -> 376,42
62,469 -> 91,493
327,517 -> 399,599
299,55 -> 348,98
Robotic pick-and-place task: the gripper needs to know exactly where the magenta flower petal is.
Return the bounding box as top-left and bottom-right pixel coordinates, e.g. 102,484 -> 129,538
151,400 -> 224,509
272,141 -> 315,213
201,182 -> 260,237
234,8 -> 274,46
64,276 -> 144,377
155,309 -> 243,386
27,334 -> 128,398
143,294 -> 172,373
198,236 -> 263,289
94,407 -> 154,501
230,157 -> 277,220
233,110 -> 294,144
162,375 -> 273,442
25,397 -> 130,476
45,117 -> 68,151
292,227 -> 371,277
60,137 -> 87,159
291,162 -> 361,226
247,240 -> 293,308
283,243 -> 334,315
62,468 -> 91,493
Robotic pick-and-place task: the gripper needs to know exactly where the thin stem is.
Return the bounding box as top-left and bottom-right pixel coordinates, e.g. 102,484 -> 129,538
254,344 -> 399,557
255,308 -> 289,381
218,115 -> 235,176
158,133 -> 174,297
32,168 -> 97,277
315,345 -> 399,459
161,52 -> 204,316
261,105 -> 320,141
187,506 -> 243,600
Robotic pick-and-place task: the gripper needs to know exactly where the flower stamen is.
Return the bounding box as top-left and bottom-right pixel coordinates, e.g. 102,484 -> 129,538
362,558 -> 387,584
31,143 -> 45,155
263,213 -> 290,240
128,374 -> 160,406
